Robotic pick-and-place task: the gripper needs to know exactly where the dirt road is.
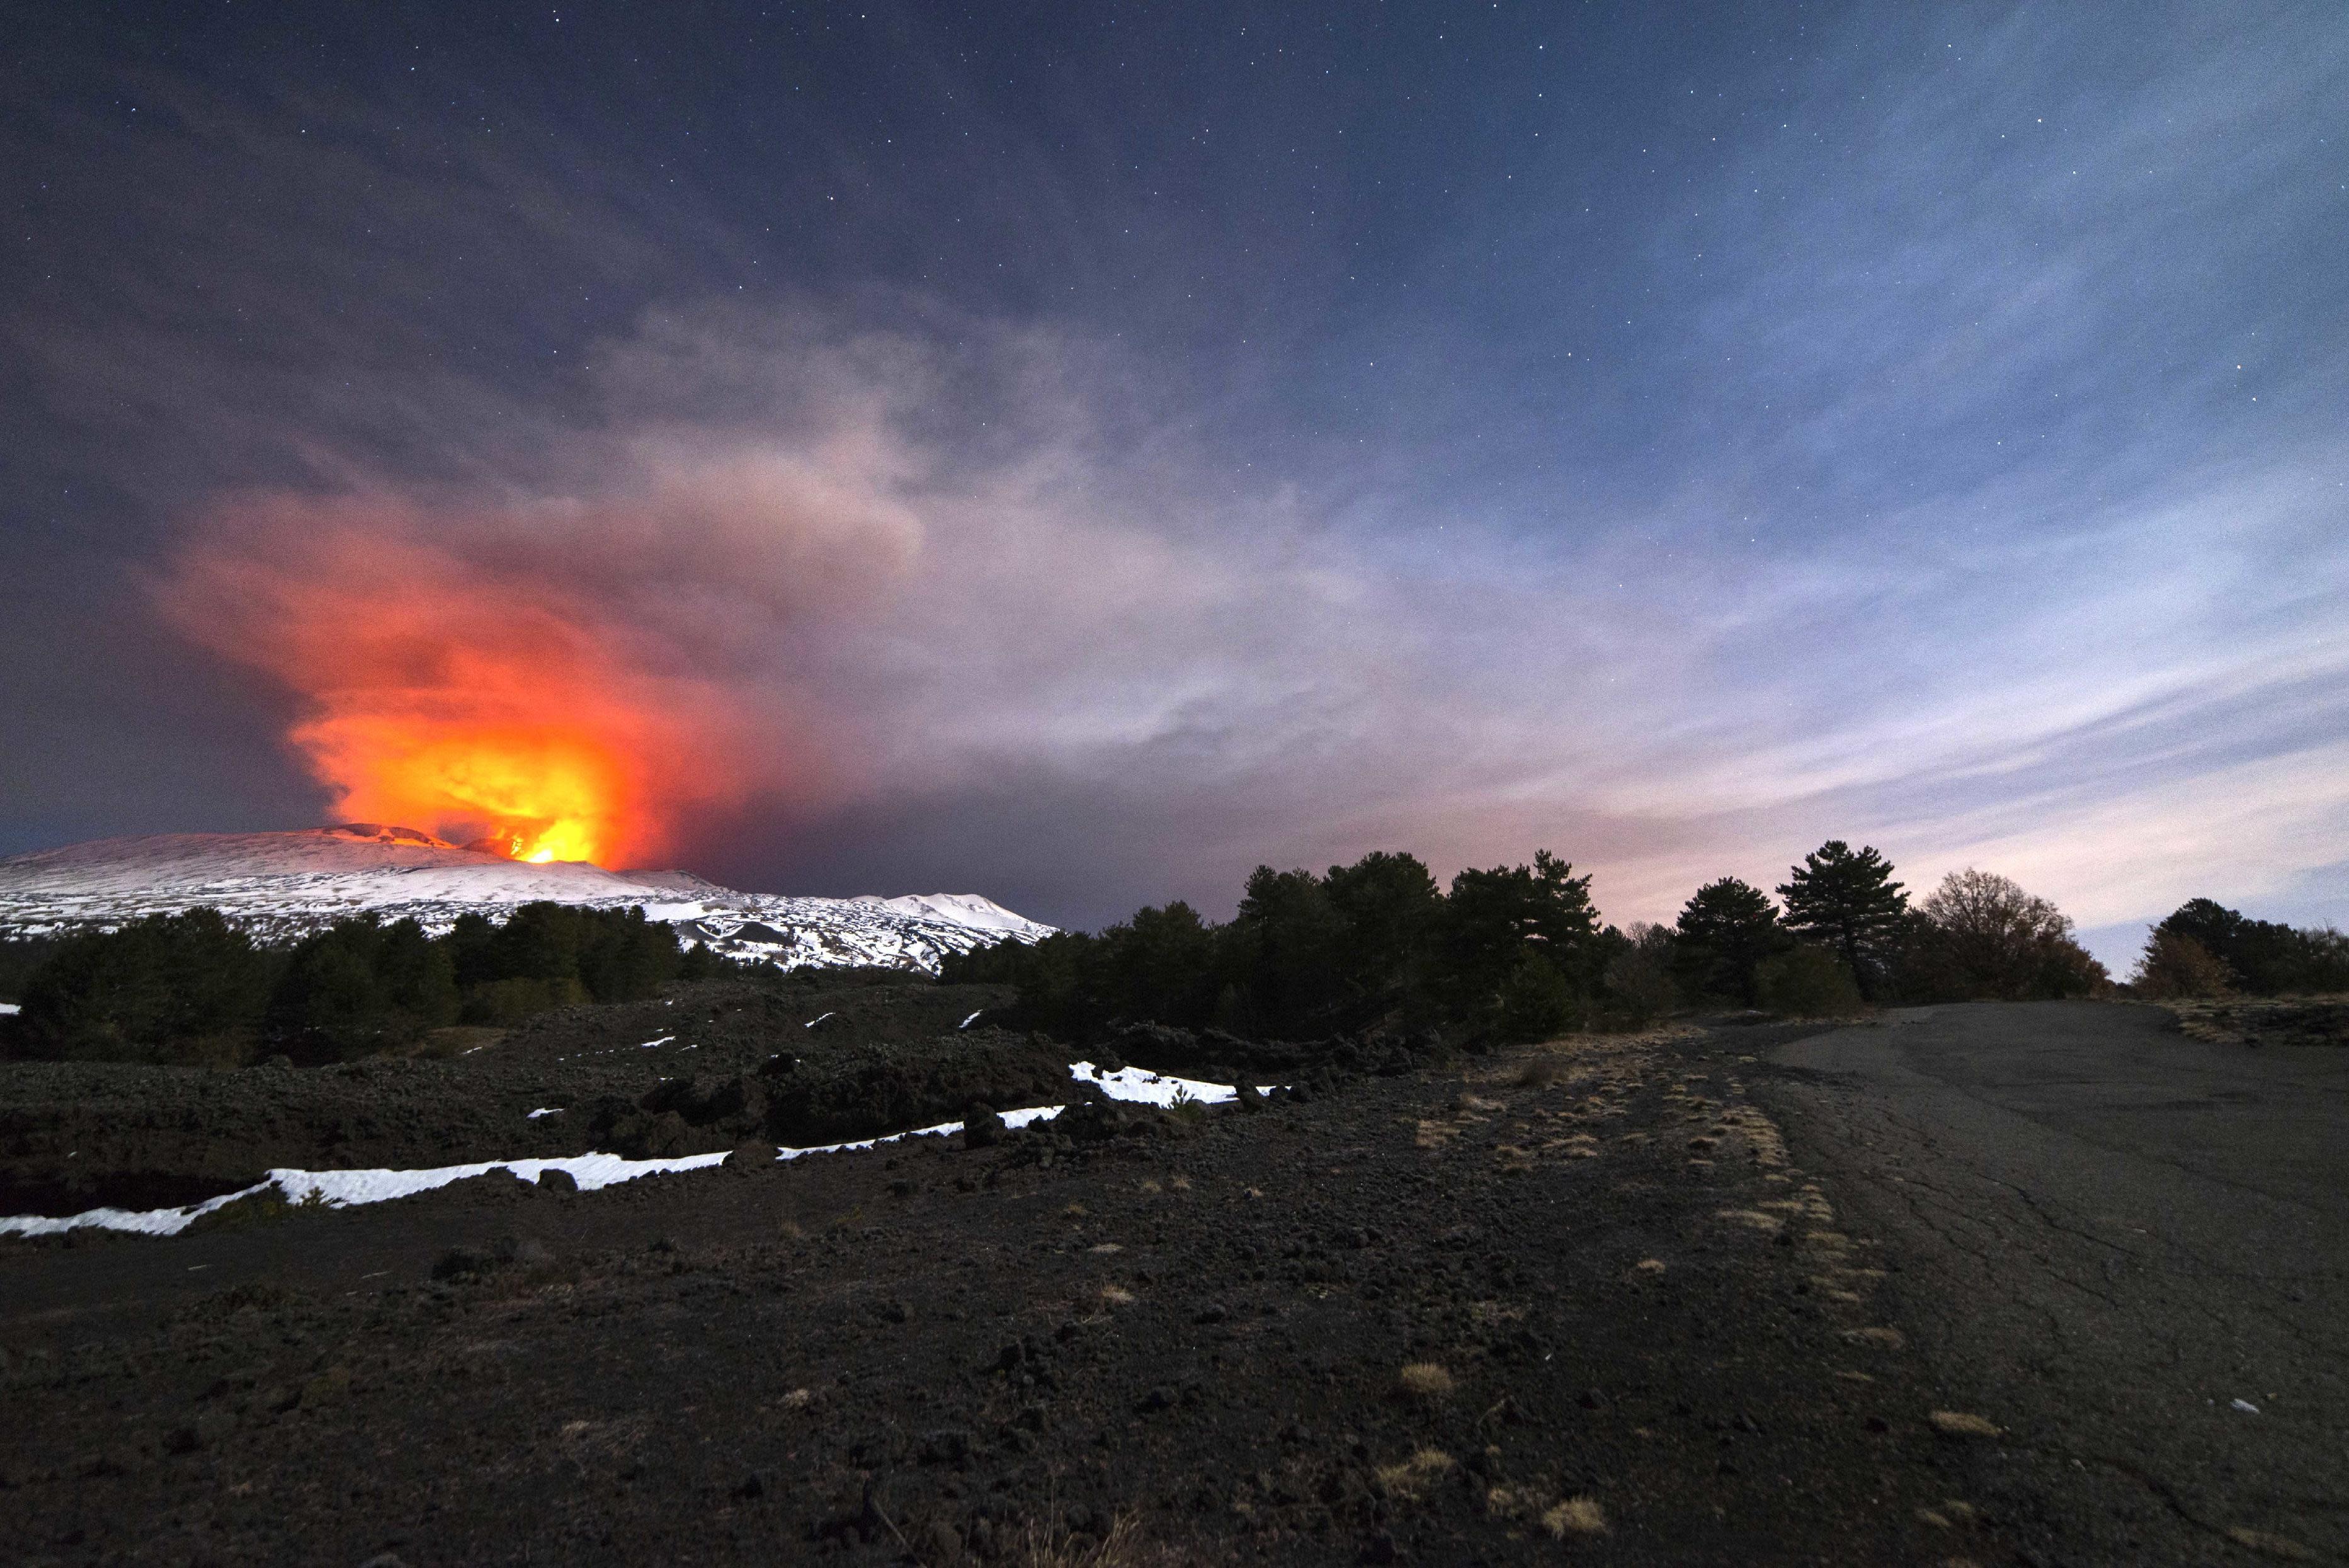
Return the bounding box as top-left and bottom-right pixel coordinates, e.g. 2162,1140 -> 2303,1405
1758,1001 -> 2349,1566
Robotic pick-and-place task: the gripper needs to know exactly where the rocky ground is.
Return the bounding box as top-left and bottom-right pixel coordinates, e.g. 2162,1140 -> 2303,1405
0,975 -> 1035,1215
0,999 -> 2051,1567
2158,994 -> 2349,1050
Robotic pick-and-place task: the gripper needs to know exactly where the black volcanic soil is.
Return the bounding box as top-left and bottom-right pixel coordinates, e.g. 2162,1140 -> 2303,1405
0,1004 -> 2044,1567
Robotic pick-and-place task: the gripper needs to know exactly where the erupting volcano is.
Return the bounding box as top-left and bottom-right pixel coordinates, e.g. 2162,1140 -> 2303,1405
306,720 -> 625,865
159,510 -> 770,868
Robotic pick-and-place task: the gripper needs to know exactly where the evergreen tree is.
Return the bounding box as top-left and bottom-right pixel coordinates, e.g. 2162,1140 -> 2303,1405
18,909 -> 271,1064
1322,851 -> 1443,1015
270,914 -> 458,1056
1229,866 -> 1348,1036
1442,851 -> 1600,1030
1672,877 -> 1790,1005
1777,841 -> 1908,1001
1096,901 -> 1222,1030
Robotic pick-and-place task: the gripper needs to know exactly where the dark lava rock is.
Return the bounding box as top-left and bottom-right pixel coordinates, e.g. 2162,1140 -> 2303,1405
727,1140 -> 780,1176
963,1105 -> 1006,1149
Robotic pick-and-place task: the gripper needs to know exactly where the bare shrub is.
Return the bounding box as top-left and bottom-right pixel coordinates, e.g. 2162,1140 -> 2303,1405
1755,946 -> 1863,1017
2132,930 -> 2234,999
1911,868 -> 2108,1000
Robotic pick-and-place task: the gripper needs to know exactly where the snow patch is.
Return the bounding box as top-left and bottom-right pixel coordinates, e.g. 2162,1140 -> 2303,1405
1070,1061 -> 1277,1106
0,1062 -> 1273,1239
0,1149 -> 731,1239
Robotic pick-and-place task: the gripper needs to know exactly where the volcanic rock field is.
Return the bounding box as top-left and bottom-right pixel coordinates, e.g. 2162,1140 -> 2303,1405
0,981 -> 2042,1565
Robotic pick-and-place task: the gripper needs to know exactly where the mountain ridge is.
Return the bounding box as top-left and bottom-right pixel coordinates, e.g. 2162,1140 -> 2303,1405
0,826 -> 1053,974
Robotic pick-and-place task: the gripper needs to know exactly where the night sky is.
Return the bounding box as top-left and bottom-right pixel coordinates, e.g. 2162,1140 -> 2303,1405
4,2 -> 2345,966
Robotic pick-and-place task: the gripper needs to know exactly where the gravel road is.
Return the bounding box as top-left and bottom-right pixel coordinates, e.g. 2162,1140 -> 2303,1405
1758,1000 -> 2348,1566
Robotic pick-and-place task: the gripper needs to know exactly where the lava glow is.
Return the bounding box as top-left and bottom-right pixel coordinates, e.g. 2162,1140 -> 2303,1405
300,718 -> 627,865
161,513 -> 766,868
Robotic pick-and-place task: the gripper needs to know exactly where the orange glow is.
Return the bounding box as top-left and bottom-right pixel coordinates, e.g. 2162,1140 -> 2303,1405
299,717 -> 627,864
159,510 -> 772,868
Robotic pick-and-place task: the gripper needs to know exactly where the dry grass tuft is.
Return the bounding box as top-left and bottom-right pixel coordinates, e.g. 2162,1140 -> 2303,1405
1063,1203 -> 1089,1219
1168,1176 -> 1192,1191
1842,1326 -> 1906,1349
2224,1525 -> 2319,1561
1098,1284 -> 1136,1307
1927,1410 -> 2002,1438
1715,1208 -> 1784,1234
1544,1496 -> 1608,1537
1374,1447 -> 1457,1501
1515,1054 -> 1565,1089
1397,1362 -> 1455,1400
1631,1258 -> 1667,1276
1018,1507 -> 1159,1567
780,1387 -> 816,1411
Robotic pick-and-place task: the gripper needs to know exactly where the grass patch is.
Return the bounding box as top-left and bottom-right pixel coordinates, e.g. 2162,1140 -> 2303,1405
1397,1362 -> 1455,1400
1374,1448 -> 1456,1501
1543,1496 -> 1608,1538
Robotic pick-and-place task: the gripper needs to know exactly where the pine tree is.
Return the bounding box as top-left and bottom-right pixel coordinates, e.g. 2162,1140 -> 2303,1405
1672,877 -> 1790,1006
1777,841 -> 1908,1001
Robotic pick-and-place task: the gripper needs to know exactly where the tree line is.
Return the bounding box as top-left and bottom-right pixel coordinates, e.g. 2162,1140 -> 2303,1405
2130,899 -> 2349,999
1,904 -> 738,1066
946,839 -> 2345,1046
1,846 -> 2334,1067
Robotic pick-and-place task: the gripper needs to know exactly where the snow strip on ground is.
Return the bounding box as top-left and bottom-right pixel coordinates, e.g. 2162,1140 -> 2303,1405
1069,1061 -> 1280,1105
0,1061 -> 1268,1239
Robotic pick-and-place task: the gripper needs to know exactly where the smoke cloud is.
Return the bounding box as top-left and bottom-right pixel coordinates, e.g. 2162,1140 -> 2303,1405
154,423 -> 925,865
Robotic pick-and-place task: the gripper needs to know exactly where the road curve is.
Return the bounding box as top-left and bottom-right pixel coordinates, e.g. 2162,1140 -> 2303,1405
1756,1000 -> 2348,1566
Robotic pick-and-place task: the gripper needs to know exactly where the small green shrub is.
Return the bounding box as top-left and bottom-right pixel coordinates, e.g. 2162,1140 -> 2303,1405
1491,953 -> 1576,1043
1755,945 -> 1863,1017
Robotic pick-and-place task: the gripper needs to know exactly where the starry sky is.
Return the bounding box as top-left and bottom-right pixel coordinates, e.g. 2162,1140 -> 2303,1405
4,1 -> 2346,966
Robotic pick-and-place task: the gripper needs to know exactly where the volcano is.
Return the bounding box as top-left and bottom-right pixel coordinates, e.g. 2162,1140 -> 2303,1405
0,824 -> 1052,973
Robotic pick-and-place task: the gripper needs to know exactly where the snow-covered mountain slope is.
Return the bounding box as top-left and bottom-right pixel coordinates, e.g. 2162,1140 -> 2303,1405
0,826 -> 1053,974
